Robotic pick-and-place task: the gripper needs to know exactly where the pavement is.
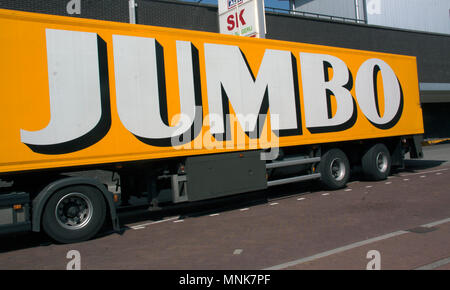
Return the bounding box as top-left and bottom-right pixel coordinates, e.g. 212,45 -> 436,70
0,144 -> 449,270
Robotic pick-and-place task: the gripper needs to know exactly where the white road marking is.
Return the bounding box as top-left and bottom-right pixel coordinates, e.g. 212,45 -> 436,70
131,216 -> 180,229
322,193 -> 330,196
263,217 -> 450,270
400,168 -> 448,177
233,249 -> 243,255
264,230 -> 408,270
240,208 -> 249,211
403,178 -> 409,181
209,213 -> 220,217
421,217 -> 450,228
133,226 -> 145,230
174,220 -> 184,223
344,189 -> 352,192
297,197 -> 306,201
365,185 -> 373,188
420,175 -> 426,178
436,172 -> 443,175
270,202 -> 279,206
385,181 -> 392,185
414,257 -> 450,270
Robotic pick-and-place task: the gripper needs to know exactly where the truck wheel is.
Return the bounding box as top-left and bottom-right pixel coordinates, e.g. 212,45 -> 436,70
42,185 -> 106,244
362,143 -> 391,181
319,148 -> 350,189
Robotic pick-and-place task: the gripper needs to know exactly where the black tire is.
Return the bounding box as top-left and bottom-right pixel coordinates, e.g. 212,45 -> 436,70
42,185 -> 106,244
362,143 -> 391,181
318,148 -> 350,190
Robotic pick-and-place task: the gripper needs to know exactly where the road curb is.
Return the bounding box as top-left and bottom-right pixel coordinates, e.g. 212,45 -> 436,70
422,138 -> 450,147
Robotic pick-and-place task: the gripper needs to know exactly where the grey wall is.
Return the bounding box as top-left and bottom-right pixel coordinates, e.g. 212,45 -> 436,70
265,12 -> 450,83
366,0 -> 450,35
0,0 -> 129,22
292,0 -> 450,35
136,0 -> 218,32
293,0 -> 366,21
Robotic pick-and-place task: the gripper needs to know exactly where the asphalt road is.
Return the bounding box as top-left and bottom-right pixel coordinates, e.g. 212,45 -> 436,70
0,144 -> 449,270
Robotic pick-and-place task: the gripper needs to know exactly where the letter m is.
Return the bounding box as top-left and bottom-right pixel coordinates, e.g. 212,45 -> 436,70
204,43 -> 301,140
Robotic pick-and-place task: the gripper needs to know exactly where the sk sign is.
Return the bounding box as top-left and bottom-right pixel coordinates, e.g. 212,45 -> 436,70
219,0 -> 265,37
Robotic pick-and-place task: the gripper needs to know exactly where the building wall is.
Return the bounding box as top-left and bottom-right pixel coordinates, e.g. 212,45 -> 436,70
264,13 -> 450,84
366,0 -> 450,35
293,0 -> 366,22
0,0 -> 129,22
137,0 -> 218,33
421,103 -> 450,139
293,0 -> 450,35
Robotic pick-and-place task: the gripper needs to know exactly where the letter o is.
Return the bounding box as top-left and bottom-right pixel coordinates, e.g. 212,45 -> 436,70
355,59 -> 403,129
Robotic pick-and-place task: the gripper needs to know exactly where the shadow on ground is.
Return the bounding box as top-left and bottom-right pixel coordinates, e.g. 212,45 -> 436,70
403,159 -> 447,172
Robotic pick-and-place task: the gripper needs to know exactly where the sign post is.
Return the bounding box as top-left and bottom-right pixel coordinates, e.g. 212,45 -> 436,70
218,0 -> 266,38
129,0 -> 137,24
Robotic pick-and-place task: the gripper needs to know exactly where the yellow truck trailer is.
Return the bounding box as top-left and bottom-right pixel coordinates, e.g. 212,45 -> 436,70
0,9 -> 423,243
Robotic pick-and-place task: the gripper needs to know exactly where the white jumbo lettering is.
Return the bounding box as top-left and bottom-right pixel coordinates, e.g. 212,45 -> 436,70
300,52 -> 356,133
204,43 -> 300,138
20,29 -> 109,154
20,29 -> 403,153
355,58 -> 403,129
112,35 -> 202,146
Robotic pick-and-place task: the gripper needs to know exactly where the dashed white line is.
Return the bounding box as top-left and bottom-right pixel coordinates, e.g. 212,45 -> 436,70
420,175 -> 426,178
365,185 -> 373,188
400,168 -> 448,177
233,249 -> 243,255
385,181 -> 392,185
322,193 -> 330,196
297,197 -> 306,201
270,202 -> 279,206
174,220 -> 184,223
131,216 -> 180,229
240,208 -> 250,211
344,189 -> 352,192
209,213 -> 220,217
403,178 -> 409,181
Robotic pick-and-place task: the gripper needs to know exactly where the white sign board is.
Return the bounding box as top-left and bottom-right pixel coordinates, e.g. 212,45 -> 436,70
218,0 -> 266,38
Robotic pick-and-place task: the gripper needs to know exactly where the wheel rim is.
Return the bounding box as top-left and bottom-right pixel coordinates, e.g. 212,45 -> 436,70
330,158 -> 346,181
376,152 -> 389,173
55,192 -> 93,230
